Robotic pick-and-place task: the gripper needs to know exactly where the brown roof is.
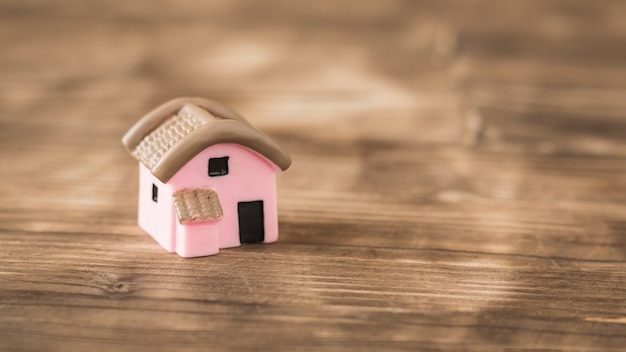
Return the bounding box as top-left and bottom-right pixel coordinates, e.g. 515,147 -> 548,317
122,97 -> 291,182
172,188 -> 223,224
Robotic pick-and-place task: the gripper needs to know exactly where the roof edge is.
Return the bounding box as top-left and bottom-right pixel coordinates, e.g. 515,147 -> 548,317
151,120 -> 292,183
122,97 -> 249,153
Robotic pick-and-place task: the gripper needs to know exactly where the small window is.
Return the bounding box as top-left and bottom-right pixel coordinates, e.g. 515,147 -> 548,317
208,157 -> 229,177
152,184 -> 158,203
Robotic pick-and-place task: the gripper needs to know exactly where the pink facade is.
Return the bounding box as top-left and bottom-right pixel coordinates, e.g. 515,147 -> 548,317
137,143 -> 280,257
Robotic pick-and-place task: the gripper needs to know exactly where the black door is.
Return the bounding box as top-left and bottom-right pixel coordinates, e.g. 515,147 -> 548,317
238,201 -> 265,244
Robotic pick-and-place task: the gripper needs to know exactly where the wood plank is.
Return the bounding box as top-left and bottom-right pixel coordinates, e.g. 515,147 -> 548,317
0,0 -> 625,350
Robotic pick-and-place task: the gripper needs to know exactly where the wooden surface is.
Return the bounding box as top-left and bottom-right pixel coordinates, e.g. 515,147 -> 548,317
1,1 -> 626,350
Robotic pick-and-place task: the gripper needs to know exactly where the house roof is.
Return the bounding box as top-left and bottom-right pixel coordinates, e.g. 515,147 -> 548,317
172,188 -> 223,224
122,97 -> 291,182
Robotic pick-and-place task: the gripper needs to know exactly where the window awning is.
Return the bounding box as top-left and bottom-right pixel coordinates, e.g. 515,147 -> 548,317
172,188 -> 223,224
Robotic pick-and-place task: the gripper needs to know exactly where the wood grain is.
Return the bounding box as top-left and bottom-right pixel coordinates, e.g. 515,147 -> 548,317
1,1 -> 625,350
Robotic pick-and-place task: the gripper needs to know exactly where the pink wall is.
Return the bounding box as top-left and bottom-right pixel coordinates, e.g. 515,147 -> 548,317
137,164 -> 176,252
175,220 -> 219,257
168,143 -> 279,249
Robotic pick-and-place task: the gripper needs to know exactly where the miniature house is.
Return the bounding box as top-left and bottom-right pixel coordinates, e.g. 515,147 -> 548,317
122,97 -> 291,257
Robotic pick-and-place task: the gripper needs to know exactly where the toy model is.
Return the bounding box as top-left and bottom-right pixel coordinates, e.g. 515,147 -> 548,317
122,97 -> 291,257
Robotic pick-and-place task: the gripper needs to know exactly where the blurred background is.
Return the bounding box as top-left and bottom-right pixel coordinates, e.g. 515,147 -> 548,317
2,0 -> 625,152
3,0 -> 626,170
3,0 -> 626,225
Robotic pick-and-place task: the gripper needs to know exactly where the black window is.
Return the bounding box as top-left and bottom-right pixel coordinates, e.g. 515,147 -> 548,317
152,184 -> 158,203
208,157 -> 229,177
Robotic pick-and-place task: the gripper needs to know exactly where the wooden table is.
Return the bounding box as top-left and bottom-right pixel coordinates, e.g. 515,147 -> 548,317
1,1 -> 625,350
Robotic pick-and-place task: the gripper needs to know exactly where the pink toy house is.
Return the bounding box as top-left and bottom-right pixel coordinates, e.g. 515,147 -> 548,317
122,97 -> 291,257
